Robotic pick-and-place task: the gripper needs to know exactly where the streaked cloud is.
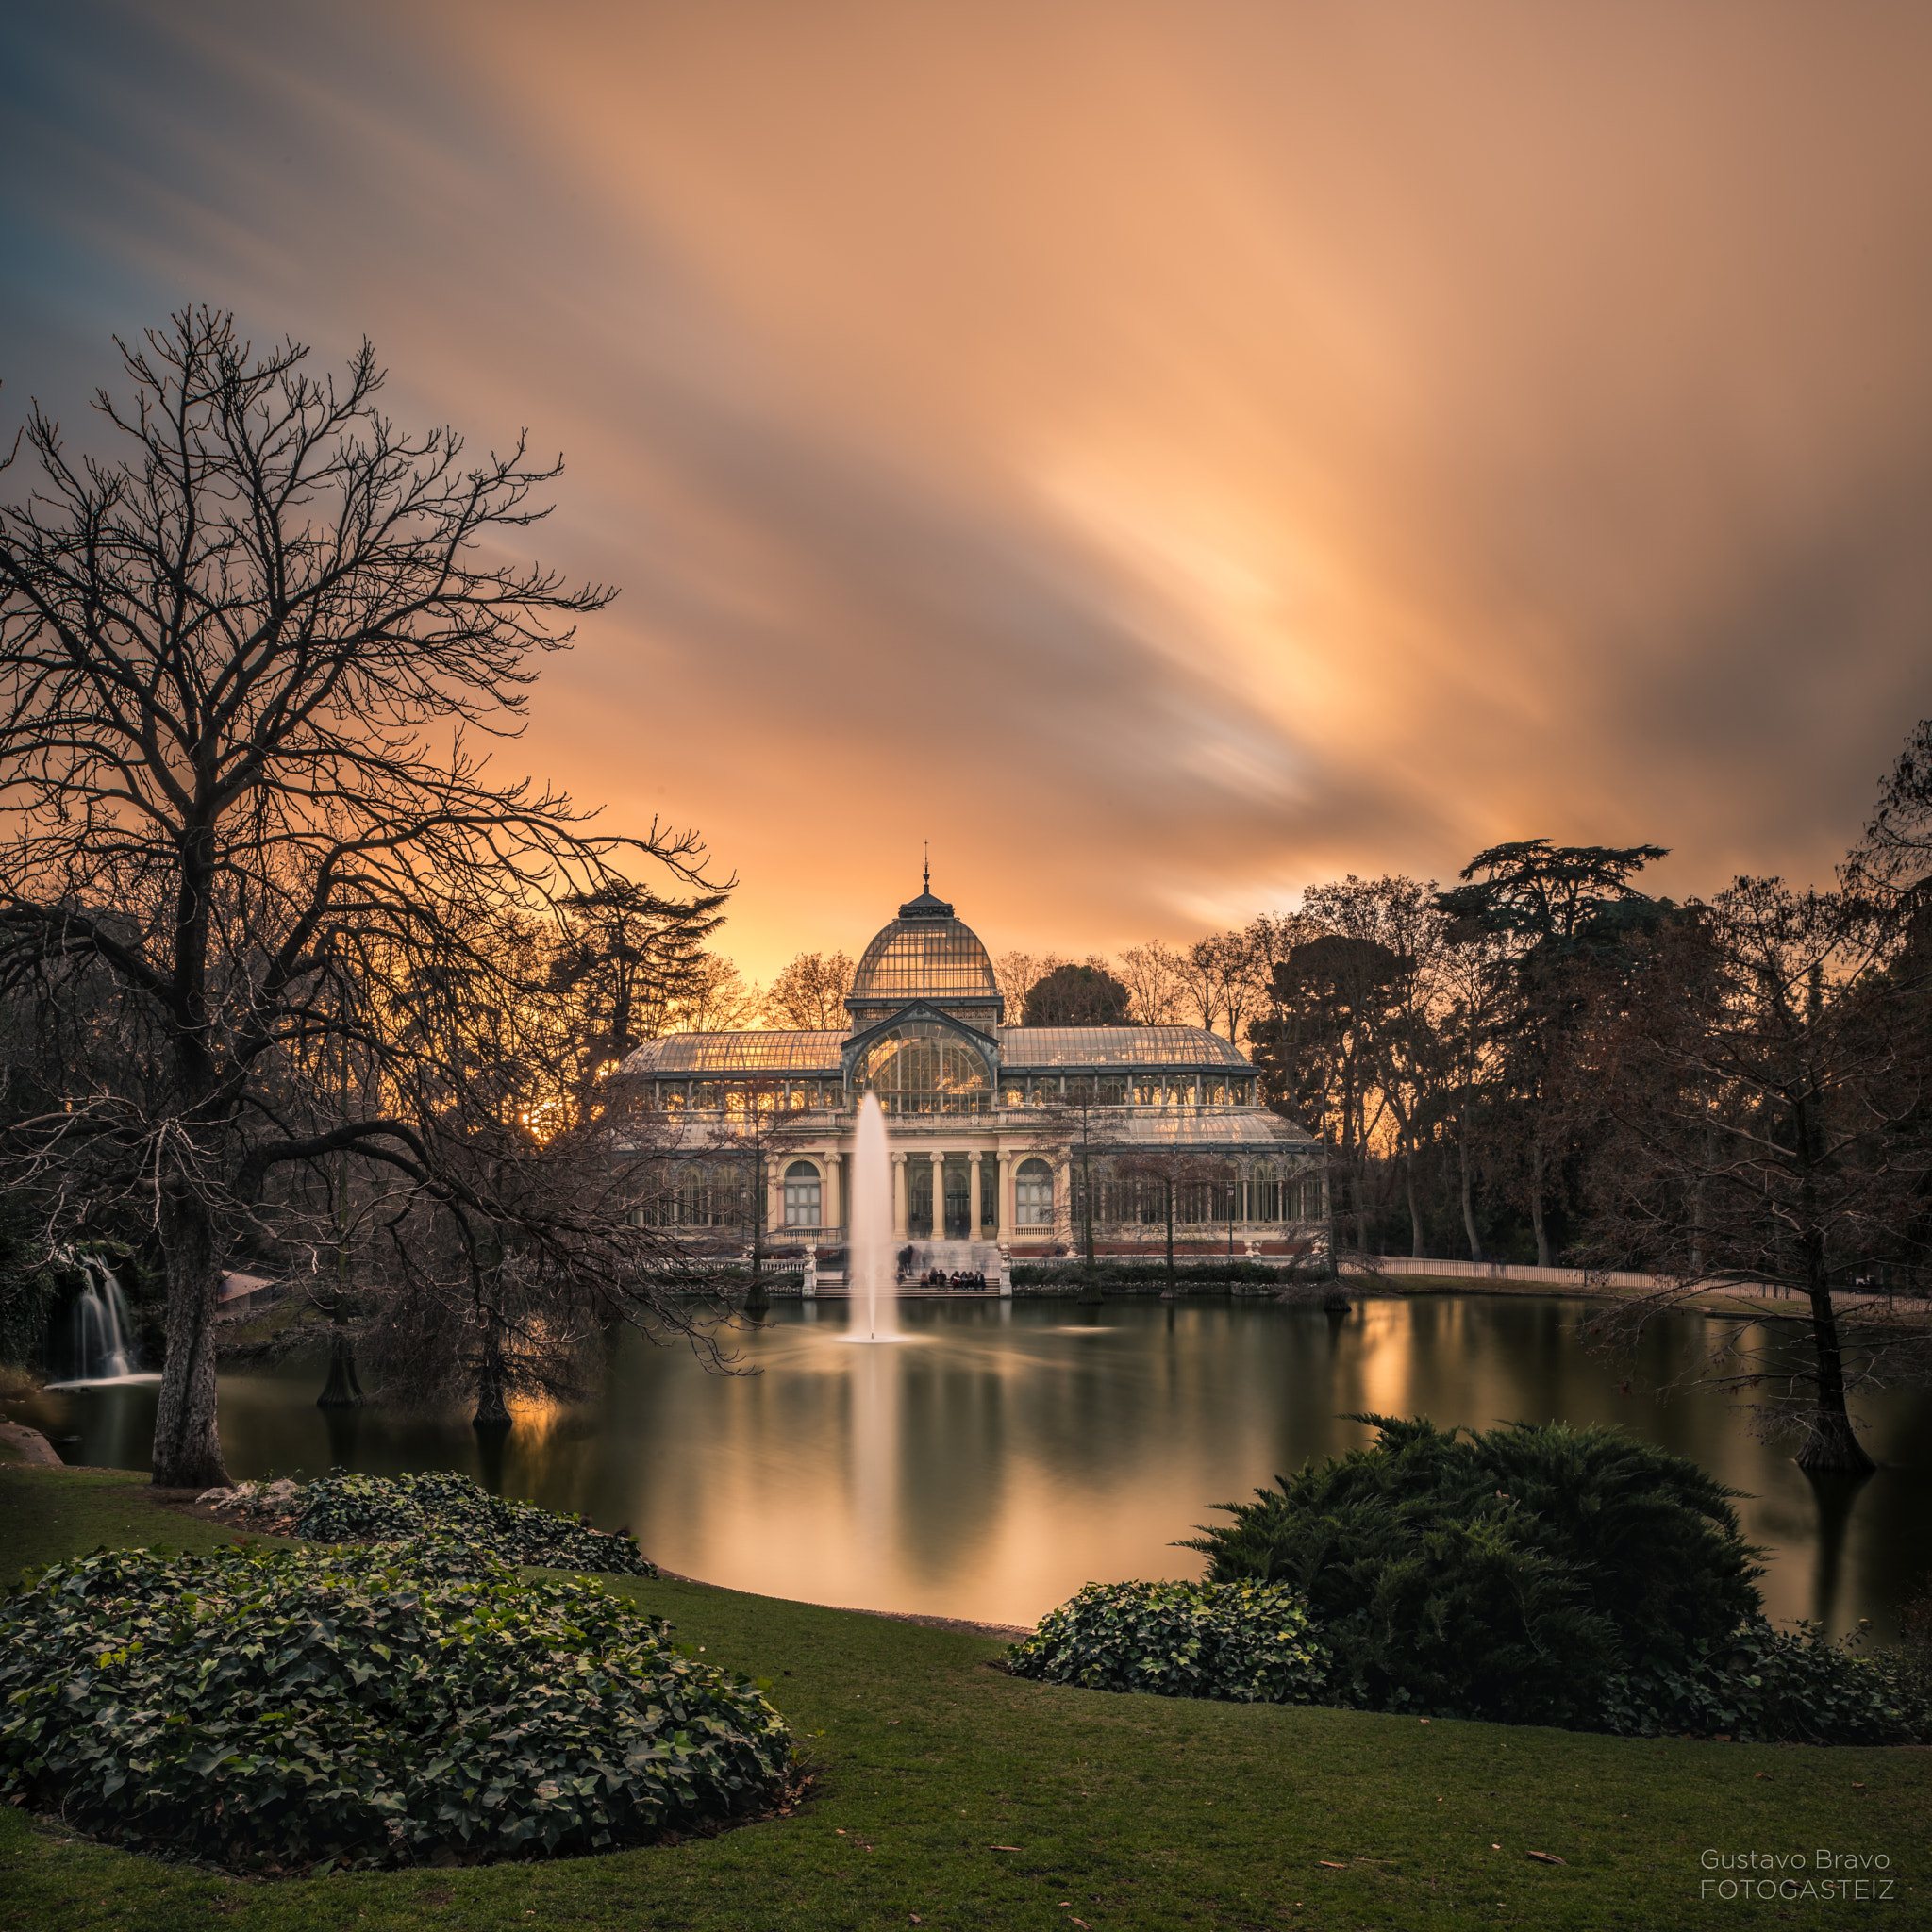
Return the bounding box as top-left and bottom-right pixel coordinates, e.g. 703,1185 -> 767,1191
4,0 -> 1930,974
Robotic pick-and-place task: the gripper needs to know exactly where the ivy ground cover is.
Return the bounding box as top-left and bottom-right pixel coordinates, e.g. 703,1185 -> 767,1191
2,1466 -> 1924,1931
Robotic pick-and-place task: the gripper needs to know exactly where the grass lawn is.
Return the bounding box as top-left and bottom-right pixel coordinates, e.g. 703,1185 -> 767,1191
1,1466 -> 1922,1931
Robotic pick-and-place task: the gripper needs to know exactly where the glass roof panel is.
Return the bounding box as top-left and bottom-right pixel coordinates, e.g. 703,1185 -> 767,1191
622,1031 -> 847,1075
997,1025 -> 1251,1068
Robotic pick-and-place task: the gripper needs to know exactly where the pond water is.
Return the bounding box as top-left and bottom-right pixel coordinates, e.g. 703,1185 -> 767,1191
20,1295 -> 1929,1636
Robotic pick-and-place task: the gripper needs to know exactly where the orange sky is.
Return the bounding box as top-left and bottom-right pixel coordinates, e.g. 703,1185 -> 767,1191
5,1 -> 1931,978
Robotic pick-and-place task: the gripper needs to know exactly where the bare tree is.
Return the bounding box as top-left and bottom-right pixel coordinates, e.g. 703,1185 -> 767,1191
1434,925 -> 1510,1263
0,309 -> 725,1486
1300,877 -> 1449,1258
1114,941 -> 1188,1026
761,949 -> 855,1029
992,950 -> 1064,1021
683,1074 -> 827,1301
1240,910 -> 1327,1037
1030,1076 -> 1133,1298
1111,1142 -> 1216,1295
1575,879 -> 1932,1473
663,953 -> 761,1034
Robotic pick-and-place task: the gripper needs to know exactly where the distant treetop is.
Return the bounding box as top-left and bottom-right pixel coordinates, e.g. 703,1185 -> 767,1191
1020,960 -> 1134,1027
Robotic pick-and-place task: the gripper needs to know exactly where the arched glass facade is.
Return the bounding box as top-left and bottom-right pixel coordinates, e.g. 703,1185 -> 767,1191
857,1021 -> 991,1115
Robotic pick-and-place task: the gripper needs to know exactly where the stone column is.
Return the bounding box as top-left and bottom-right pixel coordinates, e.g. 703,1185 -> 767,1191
822,1150 -> 842,1232
765,1158 -> 781,1234
968,1155 -> 983,1238
1055,1153 -> 1073,1244
929,1150 -> 946,1240
998,1150 -> 1015,1235
891,1152 -> 908,1236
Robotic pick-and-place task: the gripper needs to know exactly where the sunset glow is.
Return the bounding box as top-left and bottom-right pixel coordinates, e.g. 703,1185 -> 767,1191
5,2 -> 1929,974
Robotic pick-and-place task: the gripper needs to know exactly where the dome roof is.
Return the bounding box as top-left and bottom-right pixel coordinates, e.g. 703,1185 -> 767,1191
850,885 -> 998,1003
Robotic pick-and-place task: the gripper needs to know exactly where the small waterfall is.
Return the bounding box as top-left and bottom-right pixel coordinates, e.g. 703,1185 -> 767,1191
53,1255 -> 145,1384
847,1093 -> 899,1341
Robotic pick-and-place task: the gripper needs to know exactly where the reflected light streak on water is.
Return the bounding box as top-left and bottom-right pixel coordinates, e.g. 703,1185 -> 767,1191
17,1297 -> 1929,1636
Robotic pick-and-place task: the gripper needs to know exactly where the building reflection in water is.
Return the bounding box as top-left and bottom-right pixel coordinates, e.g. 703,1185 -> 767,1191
17,1297 -> 1928,1637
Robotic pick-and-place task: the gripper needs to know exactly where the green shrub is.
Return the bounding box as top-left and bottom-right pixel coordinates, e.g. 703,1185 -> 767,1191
1179,1414 -> 1764,1725
1007,1579 -> 1331,1704
0,1540 -> 790,1870
295,1469 -> 656,1576
1600,1621 -> 1930,1745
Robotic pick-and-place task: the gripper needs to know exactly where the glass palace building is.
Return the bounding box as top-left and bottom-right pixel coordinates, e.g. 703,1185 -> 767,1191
620,884 -> 1324,1257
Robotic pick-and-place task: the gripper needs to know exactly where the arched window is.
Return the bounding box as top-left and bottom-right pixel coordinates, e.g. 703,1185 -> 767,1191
1251,1159 -> 1280,1223
783,1160 -> 822,1227
1296,1172 -> 1324,1221
1016,1157 -> 1054,1226
856,1021 -> 991,1115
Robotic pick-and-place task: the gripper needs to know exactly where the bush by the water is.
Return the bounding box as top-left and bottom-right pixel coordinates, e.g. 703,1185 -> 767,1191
1181,1414 -> 1767,1727
295,1469 -> 656,1576
1171,1414 -> 1932,1740
1007,1579 -> 1330,1703
1599,1621 -> 1929,1745
0,1540 -> 790,1870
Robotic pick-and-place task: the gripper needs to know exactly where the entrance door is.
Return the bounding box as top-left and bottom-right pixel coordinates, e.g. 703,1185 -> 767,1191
908,1160 -> 934,1238
942,1155 -> 972,1239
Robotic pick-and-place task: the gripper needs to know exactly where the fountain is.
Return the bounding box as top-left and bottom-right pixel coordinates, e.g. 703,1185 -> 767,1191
46,1253 -> 157,1389
846,1092 -> 899,1341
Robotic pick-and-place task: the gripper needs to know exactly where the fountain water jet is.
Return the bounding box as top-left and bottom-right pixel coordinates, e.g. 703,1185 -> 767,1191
847,1092 -> 899,1341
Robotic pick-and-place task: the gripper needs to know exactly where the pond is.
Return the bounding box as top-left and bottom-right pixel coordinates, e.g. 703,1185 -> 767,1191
19,1294 -> 1929,1637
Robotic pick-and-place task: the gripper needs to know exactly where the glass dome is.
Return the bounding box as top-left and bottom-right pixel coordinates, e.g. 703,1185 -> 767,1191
850,890 -> 998,1002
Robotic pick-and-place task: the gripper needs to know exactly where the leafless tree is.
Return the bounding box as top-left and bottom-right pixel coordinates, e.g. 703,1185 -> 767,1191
1113,941 -> 1188,1026
659,953 -> 761,1034
992,949 -> 1065,1021
0,309 -> 727,1485
1574,878 -> 1932,1473
1030,1076 -> 1132,1297
1111,1141 -> 1216,1294
761,949 -> 856,1029
682,1074 -> 827,1298
1298,877 -> 1449,1259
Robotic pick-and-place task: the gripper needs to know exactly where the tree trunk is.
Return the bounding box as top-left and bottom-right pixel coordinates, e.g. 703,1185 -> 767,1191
1322,1155 -> 1351,1309
1078,1144 -> 1101,1304
1796,1284 -> 1875,1474
1458,1108 -> 1483,1263
1165,1183 -> 1176,1293
474,1304 -> 510,1430
1528,1138 -> 1552,1267
150,1188 -> 230,1489
316,1324 -> 365,1407
1528,1188 -> 1551,1267
1323,1145 -> 1340,1280
1405,1145 -> 1424,1259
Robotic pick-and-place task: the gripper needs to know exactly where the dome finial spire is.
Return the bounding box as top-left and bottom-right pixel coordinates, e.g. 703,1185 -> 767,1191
923,840 -> 929,894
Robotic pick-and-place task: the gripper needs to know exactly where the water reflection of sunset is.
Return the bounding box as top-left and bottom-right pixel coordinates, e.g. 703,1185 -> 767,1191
30,1299 -> 1915,1639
